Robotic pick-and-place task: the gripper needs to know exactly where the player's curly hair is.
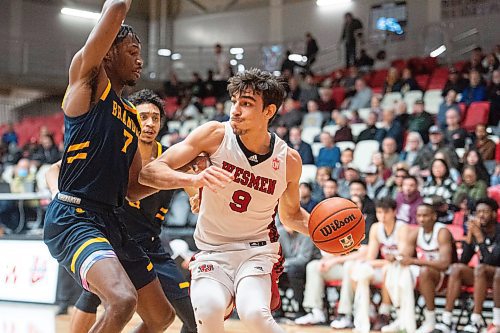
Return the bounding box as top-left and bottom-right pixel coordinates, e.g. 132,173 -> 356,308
114,24 -> 141,46
227,68 -> 287,117
128,89 -> 164,118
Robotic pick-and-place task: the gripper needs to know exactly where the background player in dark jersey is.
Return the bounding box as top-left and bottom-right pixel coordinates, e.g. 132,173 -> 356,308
43,1 -> 177,332
46,90 -> 197,333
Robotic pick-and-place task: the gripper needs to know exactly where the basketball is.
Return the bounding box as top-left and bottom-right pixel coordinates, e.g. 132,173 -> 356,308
308,197 -> 365,255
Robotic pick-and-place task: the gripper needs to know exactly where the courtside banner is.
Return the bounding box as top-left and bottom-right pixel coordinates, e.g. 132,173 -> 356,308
0,240 -> 58,303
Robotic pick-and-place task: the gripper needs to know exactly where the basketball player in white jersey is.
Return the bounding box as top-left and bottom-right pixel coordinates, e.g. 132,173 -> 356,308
350,197 -> 408,333
381,203 -> 456,333
139,68 -> 310,333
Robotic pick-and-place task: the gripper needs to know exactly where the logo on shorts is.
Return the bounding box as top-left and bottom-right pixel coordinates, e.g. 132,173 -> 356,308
198,264 -> 214,273
254,266 -> 264,272
272,158 -> 280,171
340,234 -> 354,249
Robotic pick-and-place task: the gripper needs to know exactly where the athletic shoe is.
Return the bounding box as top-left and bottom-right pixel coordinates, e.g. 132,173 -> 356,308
330,315 -> 354,329
433,322 -> 452,333
463,321 -> 486,333
372,314 -> 392,331
381,319 -> 403,333
416,318 -> 436,333
294,308 -> 326,325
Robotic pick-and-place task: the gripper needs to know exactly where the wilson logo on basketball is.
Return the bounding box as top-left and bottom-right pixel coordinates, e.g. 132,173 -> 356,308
340,234 -> 354,249
319,213 -> 356,236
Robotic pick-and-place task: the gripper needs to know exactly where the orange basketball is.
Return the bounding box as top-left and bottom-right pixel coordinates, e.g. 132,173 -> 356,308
308,197 -> 365,255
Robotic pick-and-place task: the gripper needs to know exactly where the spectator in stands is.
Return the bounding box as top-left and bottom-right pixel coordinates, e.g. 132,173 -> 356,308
433,150 -> 461,183
341,66 -> 360,97
382,67 -> 402,94
163,72 -> 181,98
372,151 -> 392,180
317,87 -> 336,113
463,148 -> 491,185
212,102 -> 229,122
434,199 -> 500,333
383,204 -> 456,333
304,32 -> 319,72
299,73 -> 320,110
350,179 -> 376,218
376,108 -> 404,151
363,165 -> 384,199
444,108 -> 468,149
396,175 -> 423,225
344,78 -> 372,111
474,124 -> 496,161
377,166 -> 408,200
299,182 -> 318,213
333,114 -> 353,142
278,98 -> 303,129
437,89 -> 460,130
351,198 -> 408,332
278,223 -> 320,319
461,70 -> 487,106
408,99 -> 434,143
332,148 -> 354,180
462,47 -> 486,77
213,43 -> 231,80
302,100 -> 323,128
288,127 -> 314,165
341,13 -> 363,68
32,134 -> 62,165
370,94 -> 383,116
316,132 -> 341,168
400,67 -> 421,94
487,69 -> 500,126
400,131 -> 424,166
337,164 -> 360,198
413,126 -> 459,177
355,49 -> 374,71
442,67 -> 468,97
281,50 -> 298,75
453,165 -> 487,206
374,50 -> 390,70
295,195 -> 369,327
421,159 -> 457,205
357,111 -> 381,142
311,167 -> 332,202
394,100 -> 410,129
190,72 -> 206,98
492,164 -> 500,186
382,137 -> 400,170
2,123 -> 18,146
287,75 -> 301,101
483,53 -> 499,82
323,178 -> 339,199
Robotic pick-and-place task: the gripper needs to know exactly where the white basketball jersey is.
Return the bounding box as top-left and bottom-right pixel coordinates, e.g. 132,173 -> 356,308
417,222 -> 446,261
194,122 -> 288,251
377,221 -> 404,259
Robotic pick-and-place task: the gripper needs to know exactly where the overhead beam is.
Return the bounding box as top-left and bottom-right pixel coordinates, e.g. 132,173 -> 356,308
223,0 -> 239,11
184,0 -> 208,13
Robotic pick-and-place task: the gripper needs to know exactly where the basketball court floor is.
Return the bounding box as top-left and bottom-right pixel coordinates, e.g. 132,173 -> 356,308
0,301 -> 339,333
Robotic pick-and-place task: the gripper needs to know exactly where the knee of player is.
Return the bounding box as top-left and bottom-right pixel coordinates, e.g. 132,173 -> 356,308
192,299 -> 227,320
449,263 -> 467,279
419,266 -> 433,280
494,268 -> 500,283
474,263 -> 489,279
105,288 -> 138,319
237,305 -> 272,326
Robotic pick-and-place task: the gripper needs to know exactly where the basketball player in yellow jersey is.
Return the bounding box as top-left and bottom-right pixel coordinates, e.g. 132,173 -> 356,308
140,68 -> 310,333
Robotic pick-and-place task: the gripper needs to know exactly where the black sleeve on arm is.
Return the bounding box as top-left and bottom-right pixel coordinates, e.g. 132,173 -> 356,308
460,241 -> 475,264
478,242 -> 500,266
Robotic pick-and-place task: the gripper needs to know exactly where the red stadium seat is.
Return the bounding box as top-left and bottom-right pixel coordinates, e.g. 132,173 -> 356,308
331,87 -> 346,107
415,74 -> 430,90
422,57 -> 438,74
453,60 -> 467,73
202,96 -> 217,107
391,59 -> 407,72
369,69 -> 388,88
372,87 -> 383,94
462,101 -> 490,131
458,102 -> 467,120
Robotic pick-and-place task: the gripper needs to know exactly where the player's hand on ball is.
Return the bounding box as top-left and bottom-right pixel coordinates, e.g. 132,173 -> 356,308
189,194 -> 200,214
193,166 -> 233,192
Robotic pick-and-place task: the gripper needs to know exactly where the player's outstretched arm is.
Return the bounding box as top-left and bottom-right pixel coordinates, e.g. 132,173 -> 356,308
139,121 -> 233,191
278,148 -> 309,235
126,149 -> 159,201
71,0 -> 131,82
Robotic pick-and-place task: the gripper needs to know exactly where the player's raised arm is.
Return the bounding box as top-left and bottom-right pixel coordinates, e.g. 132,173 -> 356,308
278,148 -> 309,235
71,0 -> 132,81
139,121 -> 233,191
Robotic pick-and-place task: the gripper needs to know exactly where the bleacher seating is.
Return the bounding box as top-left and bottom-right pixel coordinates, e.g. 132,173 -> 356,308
462,101 -> 490,131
